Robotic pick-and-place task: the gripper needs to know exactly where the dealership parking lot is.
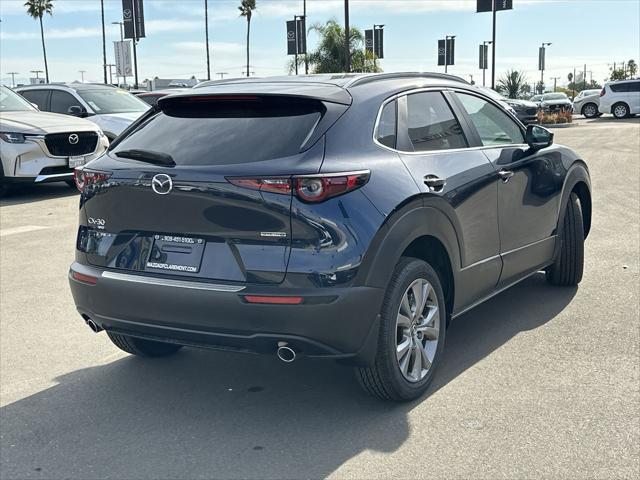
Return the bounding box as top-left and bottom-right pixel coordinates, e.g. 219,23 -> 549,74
1,117 -> 639,479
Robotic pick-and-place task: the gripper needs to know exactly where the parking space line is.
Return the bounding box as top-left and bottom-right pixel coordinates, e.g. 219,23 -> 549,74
0,225 -> 49,237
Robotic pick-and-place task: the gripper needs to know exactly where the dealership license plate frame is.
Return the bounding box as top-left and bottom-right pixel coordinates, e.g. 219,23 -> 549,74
69,156 -> 86,168
145,235 -> 205,274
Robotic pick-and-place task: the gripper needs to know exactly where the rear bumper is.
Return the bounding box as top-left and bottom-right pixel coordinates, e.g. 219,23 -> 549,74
69,262 -> 383,364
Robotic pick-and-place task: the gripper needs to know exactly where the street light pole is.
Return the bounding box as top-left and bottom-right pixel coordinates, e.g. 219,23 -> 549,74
444,35 -> 455,73
8,72 -> 19,87
483,40 -> 492,87
551,76 -> 559,92
79,70 -> 86,83
205,0 -> 211,81
101,0 -> 107,84
540,42 -> 552,93
344,0 -> 350,73
106,64 -> 115,84
30,70 -> 44,83
304,0 -> 308,74
491,0 -> 497,89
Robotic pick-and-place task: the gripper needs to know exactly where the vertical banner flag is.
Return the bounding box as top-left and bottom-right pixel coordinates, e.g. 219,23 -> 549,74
365,29 -> 374,54
437,39 -> 446,66
114,40 -> 133,77
286,20 -> 297,55
477,0 -> 513,12
296,17 -> 306,54
538,47 -> 546,71
122,0 -> 145,40
479,44 -> 489,69
446,37 -> 455,66
374,28 -> 384,59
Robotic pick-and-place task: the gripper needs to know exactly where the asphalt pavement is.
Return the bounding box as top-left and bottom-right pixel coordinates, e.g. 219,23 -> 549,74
1,117 -> 638,479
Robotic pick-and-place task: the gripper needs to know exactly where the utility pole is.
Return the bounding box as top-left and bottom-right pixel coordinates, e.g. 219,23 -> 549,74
101,0 -> 107,84
205,0 -> 211,80
482,40 -> 492,87
344,0 -> 350,73
303,0 -> 308,74
112,21 -> 125,87
583,64 -> 587,90
572,66 -> 576,98
7,72 -> 19,87
551,76 -> 559,92
79,70 -> 86,83
217,72 -> 228,79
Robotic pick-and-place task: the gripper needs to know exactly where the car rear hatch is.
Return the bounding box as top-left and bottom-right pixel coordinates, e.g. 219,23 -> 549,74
78,91 -> 350,284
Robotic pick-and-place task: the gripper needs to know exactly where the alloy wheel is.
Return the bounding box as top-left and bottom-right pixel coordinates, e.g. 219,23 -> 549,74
583,104 -> 597,118
395,278 -> 440,383
614,105 -> 628,118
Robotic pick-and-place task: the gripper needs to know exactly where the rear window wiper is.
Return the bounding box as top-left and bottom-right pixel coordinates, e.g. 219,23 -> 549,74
114,149 -> 175,167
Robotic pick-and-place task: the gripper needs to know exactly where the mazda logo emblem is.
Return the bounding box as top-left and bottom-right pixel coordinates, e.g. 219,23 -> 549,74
68,134 -> 79,145
151,174 -> 173,195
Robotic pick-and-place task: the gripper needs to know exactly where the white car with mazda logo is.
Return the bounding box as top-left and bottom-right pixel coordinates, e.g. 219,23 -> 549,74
0,86 -> 109,196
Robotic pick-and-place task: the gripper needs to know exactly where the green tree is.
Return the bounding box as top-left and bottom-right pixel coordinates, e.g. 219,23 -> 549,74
609,59 -> 637,81
238,0 -> 256,78
497,70 -> 528,98
291,20 -> 381,74
25,0 -> 54,83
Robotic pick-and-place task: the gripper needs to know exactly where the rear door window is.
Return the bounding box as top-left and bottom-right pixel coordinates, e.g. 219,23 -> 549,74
112,96 -> 325,166
404,92 -> 467,152
19,89 -> 49,110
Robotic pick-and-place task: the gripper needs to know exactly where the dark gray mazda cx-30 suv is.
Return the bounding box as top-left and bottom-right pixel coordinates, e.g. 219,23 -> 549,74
69,73 -> 591,401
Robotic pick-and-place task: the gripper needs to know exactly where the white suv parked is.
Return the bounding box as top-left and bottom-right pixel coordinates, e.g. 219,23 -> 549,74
16,83 -> 149,141
598,79 -> 640,118
0,86 -> 108,196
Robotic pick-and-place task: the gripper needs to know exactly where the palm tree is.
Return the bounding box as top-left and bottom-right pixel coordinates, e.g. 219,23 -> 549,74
497,69 -> 528,99
238,0 -> 256,78
25,0 -> 54,83
291,20 -> 381,74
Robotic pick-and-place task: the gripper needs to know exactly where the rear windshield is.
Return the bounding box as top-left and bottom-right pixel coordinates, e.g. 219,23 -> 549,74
112,96 -> 325,166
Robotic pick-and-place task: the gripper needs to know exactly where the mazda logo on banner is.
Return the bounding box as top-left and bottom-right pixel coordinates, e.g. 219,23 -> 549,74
437,39 -> 454,66
286,17 -> 306,56
477,0 -> 513,13
122,0 -> 145,40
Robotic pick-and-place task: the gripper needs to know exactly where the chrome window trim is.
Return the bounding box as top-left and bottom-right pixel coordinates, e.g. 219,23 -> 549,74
372,86 -> 528,156
101,271 -> 246,292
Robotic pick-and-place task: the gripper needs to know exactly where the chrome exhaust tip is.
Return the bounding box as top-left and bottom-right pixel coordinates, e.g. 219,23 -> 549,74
277,345 -> 296,363
85,318 -> 102,333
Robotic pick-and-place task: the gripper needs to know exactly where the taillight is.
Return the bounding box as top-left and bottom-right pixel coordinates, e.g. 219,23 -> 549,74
226,171 -> 370,203
600,88 -> 606,97
74,168 -> 112,192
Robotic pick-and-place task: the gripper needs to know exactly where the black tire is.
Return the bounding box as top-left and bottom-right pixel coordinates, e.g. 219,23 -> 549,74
106,331 -> 183,357
356,257 -> 447,401
581,103 -> 599,119
546,192 -> 584,286
612,102 -> 630,119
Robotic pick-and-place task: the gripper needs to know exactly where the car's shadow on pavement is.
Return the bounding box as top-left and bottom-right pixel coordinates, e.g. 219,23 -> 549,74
0,182 -> 78,207
0,274 -> 576,480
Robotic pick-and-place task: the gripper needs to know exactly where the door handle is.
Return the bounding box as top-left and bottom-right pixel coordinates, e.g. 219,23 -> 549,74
424,175 -> 446,192
498,170 -> 515,183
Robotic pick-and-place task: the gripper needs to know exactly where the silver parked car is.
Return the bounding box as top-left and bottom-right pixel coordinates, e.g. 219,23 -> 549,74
16,83 -> 149,141
0,86 -> 108,196
572,89 -> 602,118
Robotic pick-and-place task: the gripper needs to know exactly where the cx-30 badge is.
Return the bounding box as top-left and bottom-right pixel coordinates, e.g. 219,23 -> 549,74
151,174 -> 173,195
68,133 -> 79,145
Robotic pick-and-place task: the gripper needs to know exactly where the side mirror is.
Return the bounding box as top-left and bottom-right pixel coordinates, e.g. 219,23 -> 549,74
68,105 -> 87,117
526,124 -> 554,150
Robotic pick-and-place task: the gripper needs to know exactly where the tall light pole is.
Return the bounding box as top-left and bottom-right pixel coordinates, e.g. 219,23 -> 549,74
205,0 -> 211,80
482,40 -> 492,87
344,0 -> 350,73
101,0 -> 107,84
551,76 -> 560,92
79,70 -> 86,83
303,0 -> 308,74
491,2 -> 497,88
7,72 -> 19,87
445,35 -> 455,73
112,21 -> 125,87
106,64 -> 115,84
30,70 -> 44,83
540,42 -> 552,93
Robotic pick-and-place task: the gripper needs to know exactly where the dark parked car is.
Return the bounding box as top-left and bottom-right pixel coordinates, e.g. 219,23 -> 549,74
69,73 -> 591,401
504,98 -> 540,124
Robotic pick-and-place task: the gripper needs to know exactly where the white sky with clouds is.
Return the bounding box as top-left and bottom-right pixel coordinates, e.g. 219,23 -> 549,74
0,0 -> 638,88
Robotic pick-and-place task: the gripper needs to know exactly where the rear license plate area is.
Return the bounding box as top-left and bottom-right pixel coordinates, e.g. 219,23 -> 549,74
145,235 -> 205,274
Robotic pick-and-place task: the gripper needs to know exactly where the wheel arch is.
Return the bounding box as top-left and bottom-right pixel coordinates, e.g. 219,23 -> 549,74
357,197 -> 462,319
556,161 -> 592,246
